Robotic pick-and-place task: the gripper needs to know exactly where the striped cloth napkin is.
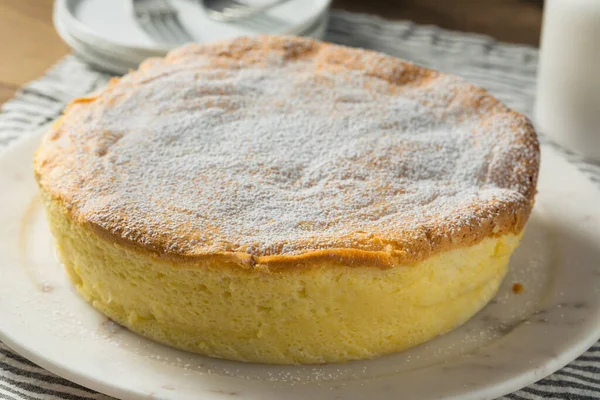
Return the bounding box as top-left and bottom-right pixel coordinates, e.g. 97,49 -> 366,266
1,11 -> 600,400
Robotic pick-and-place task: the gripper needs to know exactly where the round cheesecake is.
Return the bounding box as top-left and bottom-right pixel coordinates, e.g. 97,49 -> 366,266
34,36 -> 539,364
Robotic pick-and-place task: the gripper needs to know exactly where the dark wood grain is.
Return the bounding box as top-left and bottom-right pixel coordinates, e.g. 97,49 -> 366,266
332,0 -> 544,46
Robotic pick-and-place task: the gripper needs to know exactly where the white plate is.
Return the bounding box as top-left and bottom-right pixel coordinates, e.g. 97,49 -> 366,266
54,18 -> 139,75
55,12 -> 330,75
55,0 -> 330,57
1,128 -> 600,400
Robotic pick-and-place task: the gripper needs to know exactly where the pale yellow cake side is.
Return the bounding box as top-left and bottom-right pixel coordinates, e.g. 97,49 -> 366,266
44,195 -> 520,364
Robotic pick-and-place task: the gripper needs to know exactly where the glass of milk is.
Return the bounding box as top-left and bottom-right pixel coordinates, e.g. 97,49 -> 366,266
534,0 -> 600,161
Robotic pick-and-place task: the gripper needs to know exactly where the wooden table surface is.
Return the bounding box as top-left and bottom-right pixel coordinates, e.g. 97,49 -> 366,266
0,0 -> 544,106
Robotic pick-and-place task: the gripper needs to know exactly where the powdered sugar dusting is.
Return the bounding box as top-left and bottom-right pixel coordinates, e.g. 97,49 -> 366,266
38,38 -> 539,259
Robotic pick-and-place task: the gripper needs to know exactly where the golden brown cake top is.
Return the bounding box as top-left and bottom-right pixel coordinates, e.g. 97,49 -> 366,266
35,36 -> 539,269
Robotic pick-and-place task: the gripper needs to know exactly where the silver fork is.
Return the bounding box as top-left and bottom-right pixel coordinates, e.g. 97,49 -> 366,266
203,0 -> 290,22
132,0 -> 193,45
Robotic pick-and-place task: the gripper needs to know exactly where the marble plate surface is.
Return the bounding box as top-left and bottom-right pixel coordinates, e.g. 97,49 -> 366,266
1,129 -> 600,400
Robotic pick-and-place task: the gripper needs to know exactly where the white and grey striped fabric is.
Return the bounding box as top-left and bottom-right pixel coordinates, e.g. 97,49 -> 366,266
1,11 -> 600,400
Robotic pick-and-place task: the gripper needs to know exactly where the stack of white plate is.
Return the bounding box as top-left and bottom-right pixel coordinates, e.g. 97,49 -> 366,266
54,0 -> 331,74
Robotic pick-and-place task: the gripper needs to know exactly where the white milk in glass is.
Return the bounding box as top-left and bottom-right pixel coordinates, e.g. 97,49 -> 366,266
535,0 -> 600,161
